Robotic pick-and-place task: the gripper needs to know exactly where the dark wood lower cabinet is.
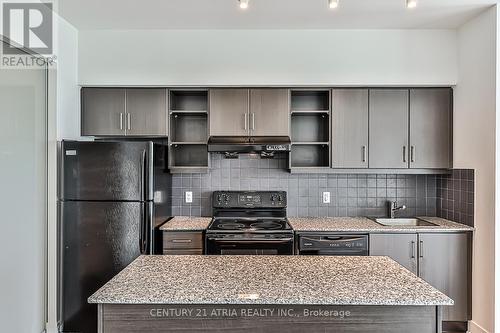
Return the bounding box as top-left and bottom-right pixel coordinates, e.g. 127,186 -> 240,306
162,231 -> 204,255
98,304 -> 442,333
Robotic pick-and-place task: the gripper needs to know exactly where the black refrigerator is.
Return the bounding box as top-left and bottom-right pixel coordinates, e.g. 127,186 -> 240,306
58,140 -> 171,333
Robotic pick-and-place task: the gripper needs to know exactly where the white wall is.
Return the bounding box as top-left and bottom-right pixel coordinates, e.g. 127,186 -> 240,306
455,6 -> 497,333
56,19 -> 80,139
78,29 -> 457,86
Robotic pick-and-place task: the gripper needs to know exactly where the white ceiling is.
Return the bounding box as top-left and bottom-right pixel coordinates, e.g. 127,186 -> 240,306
58,0 -> 498,30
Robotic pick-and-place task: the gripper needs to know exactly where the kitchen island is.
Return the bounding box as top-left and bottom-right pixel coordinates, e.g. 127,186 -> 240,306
89,255 -> 452,333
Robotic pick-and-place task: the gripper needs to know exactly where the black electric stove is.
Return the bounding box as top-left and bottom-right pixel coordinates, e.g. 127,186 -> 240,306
205,191 -> 294,255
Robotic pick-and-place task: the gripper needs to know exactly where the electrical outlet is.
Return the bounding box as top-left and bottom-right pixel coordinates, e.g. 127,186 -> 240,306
153,191 -> 163,203
185,191 -> 193,203
322,192 -> 330,204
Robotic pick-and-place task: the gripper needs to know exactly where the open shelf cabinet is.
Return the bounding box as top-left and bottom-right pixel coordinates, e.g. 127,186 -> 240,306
289,89 -> 331,169
169,90 -> 209,172
291,113 -> 330,143
170,90 -> 208,112
290,144 -> 330,168
290,90 -> 330,112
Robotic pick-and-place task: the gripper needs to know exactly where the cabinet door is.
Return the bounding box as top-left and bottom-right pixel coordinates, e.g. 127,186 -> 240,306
409,89 -> 452,169
418,233 -> 469,321
331,89 -> 368,168
209,89 -> 249,136
249,89 -> 289,136
369,233 -> 417,274
81,88 -> 126,136
126,89 -> 168,136
369,89 -> 409,168
163,232 -> 204,250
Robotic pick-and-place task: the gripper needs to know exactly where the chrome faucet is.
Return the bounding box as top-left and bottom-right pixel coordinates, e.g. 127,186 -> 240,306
389,201 -> 406,218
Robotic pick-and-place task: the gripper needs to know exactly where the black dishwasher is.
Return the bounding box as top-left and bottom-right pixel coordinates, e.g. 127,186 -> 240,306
298,234 -> 369,256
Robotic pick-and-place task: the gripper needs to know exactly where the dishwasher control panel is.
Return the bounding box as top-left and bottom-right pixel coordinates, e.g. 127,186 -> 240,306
298,234 -> 369,255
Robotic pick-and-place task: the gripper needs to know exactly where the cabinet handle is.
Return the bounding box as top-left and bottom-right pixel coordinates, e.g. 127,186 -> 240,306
244,113 -> 248,130
403,146 -> 407,163
171,239 -> 192,243
411,146 -> 415,163
419,240 -> 424,258
126,113 -> 131,130
119,113 -> 123,130
410,241 -> 415,258
251,113 -> 255,131
362,146 -> 367,163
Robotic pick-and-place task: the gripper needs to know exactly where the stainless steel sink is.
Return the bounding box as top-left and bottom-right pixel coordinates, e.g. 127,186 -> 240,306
371,218 -> 437,227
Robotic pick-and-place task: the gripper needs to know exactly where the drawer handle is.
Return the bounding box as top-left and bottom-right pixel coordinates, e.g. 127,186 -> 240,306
171,239 -> 193,243
410,241 -> 415,259
419,240 -> 424,258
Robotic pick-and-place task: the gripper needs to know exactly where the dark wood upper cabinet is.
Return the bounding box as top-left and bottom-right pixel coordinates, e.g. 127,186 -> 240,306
331,89 -> 369,168
249,89 -> 289,136
126,89 -> 167,136
81,88 -> 126,137
409,88 -> 452,169
210,88 -> 289,137
81,87 -> 168,137
81,86 -> 453,172
369,89 -> 409,169
209,89 -> 249,136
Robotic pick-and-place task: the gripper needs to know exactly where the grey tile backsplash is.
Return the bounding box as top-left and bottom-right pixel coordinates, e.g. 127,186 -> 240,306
171,154 -> 441,219
436,169 -> 475,227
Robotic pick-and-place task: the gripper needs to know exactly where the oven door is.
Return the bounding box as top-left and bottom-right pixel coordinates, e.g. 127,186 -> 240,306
205,234 -> 294,255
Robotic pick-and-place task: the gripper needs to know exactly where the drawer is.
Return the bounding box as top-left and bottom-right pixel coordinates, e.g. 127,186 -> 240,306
163,231 -> 203,249
163,249 -> 203,255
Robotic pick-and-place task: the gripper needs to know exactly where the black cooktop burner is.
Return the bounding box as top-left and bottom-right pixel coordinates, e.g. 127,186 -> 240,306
249,221 -> 282,230
217,223 -> 246,230
209,218 -> 292,232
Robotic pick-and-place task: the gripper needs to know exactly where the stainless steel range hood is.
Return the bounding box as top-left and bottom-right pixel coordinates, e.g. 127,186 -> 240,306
208,136 -> 291,154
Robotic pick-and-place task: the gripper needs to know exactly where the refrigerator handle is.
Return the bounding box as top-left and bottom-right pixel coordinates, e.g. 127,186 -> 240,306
139,204 -> 145,254
141,149 -> 147,202
141,203 -> 153,254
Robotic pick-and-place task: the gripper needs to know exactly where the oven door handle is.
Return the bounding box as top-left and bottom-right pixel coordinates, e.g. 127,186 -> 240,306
209,238 -> 294,243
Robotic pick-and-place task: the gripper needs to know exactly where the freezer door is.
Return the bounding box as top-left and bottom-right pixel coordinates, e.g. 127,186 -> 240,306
60,140 -> 153,201
59,201 -> 143,333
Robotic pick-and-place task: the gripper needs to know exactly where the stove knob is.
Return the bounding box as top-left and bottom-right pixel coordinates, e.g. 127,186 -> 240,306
217,193 -> 230,205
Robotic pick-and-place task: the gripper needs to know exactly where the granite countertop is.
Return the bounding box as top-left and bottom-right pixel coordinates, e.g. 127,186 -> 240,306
288,216 -> 474,233
160,216 -> 472,233
160,216 -> 212,231
89,255 -> 452,306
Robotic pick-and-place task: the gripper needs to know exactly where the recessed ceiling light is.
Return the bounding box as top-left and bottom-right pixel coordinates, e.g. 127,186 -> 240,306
239,0 -> 249,9
406,0 -> 417,9
328,0 -> 339,9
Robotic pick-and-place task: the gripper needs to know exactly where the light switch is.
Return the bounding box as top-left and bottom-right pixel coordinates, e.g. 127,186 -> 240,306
322,192 -> 330,204
185,191 -> 193,203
